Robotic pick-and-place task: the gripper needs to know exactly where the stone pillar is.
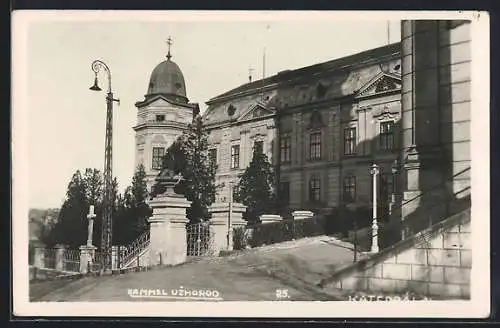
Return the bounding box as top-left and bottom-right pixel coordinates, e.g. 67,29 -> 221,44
54,244 -> 66,271
260,214 -> 282,224
209,202 -> 247,254
400,20 -> 447,227
292,210 -> 314,221
111,246 -> 119,270
34,247 -> 45,268
79,244 -> 97,274
148,183 -> 191,266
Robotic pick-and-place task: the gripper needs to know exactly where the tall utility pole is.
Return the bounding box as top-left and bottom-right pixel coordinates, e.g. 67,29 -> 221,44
387,21 -> 391,45
89,59 -> 120,272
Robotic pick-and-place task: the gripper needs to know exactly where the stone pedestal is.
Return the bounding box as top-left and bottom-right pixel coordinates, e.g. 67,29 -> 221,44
34,247 -> 45,268
209,202 -> 247,253
54,244 -> 67,271
79,244 -> 97,274
148,192 -> 191,266
292,210 -> 314,220
111,246 -> 119,270
259,214 -> 282,224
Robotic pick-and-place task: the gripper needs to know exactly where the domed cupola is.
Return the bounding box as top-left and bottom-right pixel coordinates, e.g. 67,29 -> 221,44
146,38 -> 188,104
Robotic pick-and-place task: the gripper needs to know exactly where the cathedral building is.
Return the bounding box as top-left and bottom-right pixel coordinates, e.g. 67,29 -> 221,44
134,20 -> 471,220
133,42 -> 199,190
203,43 -> 402,212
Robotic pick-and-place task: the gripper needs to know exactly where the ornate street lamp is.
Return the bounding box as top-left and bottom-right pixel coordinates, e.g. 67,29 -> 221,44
89,60 -> 120,272
228,181 -> 234,251
369,163 -> 380,253
390,160 -> 399,215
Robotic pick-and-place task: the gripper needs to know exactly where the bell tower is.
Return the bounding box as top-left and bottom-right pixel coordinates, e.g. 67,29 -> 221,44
133,38 -> 198,191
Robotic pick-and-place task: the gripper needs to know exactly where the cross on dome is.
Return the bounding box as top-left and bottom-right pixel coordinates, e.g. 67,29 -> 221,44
166,36 -> 173,60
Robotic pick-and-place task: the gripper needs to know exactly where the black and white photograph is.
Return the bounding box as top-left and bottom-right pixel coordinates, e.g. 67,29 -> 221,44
12,10 -> 490,318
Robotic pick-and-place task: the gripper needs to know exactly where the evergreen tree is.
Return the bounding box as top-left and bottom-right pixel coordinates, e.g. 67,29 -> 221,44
49,170 -> 89,248
155,115 -> 218,222
235,147 -> 276,224
127,164 -> 152,236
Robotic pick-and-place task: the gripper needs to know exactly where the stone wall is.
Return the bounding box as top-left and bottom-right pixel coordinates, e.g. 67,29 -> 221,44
399,20 -> 471,222
320,208 -> 471,299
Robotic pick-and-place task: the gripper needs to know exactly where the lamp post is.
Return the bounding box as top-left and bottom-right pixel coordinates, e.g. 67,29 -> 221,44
390,160 -> 398,216
228,181 -> 234,251
89,60 -> 120,272
370,163 -> 380,253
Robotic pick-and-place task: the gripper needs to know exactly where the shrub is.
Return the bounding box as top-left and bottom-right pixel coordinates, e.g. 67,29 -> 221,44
232,226 -> 247,250
249,216 -> 328,247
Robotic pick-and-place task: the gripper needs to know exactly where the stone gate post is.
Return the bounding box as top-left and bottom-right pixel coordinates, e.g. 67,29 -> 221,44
79,245 -> 97,274
209,202 -> 247,254
54,244 -> 67,271
148,172 -> 191,266
33,246 -> 45,268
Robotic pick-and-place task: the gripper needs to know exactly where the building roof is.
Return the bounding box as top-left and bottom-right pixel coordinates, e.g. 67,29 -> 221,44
206,42 -> 401,104
202,42 -> 401,127
146,57 -> 188,104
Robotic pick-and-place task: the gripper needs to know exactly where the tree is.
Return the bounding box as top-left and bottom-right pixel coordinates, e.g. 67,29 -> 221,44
234,147 -> 276,224
47,168 -> 108,248
154,115 -> 218,222
49,170 -> 90,248
112,165 -> 152,245
127,164 -> 152,236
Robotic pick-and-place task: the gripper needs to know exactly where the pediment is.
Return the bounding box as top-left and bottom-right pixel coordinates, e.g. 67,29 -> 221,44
135,95 -> 192,109
355,73 -> 401,99
238,103 -> 276,121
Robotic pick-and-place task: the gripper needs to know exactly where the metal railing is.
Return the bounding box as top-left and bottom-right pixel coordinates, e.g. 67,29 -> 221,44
187,221 -> 214,257
62,249 -> 81,273
119,230 -> 150,268
350,167 -> 471,255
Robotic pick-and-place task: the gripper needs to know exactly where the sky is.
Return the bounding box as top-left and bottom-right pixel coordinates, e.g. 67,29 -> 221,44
20,12 -> 402,209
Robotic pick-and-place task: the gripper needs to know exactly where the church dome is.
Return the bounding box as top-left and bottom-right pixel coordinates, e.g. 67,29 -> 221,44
146,57 -> 188,103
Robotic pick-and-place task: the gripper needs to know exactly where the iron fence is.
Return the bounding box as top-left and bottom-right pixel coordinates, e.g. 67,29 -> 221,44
63,249 -> 81,273
90,251 -> 105,273
187,221 -> 214,257
348,167 -> 471,262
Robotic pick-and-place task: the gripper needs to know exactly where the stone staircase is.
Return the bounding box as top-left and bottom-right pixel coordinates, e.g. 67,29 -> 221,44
318,167 -> 472,299
119,231 -> 151,269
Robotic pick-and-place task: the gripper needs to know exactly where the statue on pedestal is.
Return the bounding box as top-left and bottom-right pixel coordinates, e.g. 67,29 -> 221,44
150,150 -> 184,199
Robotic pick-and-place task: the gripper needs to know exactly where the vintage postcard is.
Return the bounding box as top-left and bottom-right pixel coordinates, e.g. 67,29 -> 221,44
12,10 -> 490,318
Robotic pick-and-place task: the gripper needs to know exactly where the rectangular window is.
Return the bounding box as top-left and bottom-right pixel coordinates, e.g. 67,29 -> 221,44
152,147 -> 165,170
254,140 -> 264,155
344,127 -> 357,155
156,114 -> 165,122
343,176 -> 356,203
231,183 -> 238,201
231,145 -> 240,169
309,132 -> 322,160
309,175 -> 321,202
208,148 -> 217,165
280,135 -> 291,163
279,182 -> 290,205
380,121 -> 395,151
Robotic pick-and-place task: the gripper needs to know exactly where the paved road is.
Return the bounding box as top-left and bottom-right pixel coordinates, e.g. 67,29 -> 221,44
32,236 -> 360,302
